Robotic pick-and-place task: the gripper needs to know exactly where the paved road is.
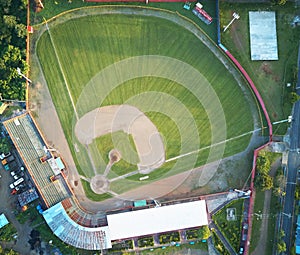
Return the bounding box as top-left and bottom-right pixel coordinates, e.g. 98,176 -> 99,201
280,45 -> 300,254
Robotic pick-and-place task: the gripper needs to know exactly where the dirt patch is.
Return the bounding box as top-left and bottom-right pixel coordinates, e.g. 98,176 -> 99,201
109,149 -> 121,163
260,62 -> 273,76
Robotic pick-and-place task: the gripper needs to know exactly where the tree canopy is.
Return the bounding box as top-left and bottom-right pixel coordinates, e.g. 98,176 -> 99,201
0,0 -> 27,101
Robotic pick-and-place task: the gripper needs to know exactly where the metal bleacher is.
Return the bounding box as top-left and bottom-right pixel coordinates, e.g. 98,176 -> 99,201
43,202 -> 112,250
3,113 -> 70,207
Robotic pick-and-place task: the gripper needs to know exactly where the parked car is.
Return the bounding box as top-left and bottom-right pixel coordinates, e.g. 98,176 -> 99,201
13,175 -> 20,180
9,177 -> 24,189
2,155 -> 14,165
239,247 -> 244,254
0,152 -> 11,160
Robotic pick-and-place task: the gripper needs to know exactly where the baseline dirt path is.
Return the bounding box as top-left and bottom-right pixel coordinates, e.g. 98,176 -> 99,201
251,157 -> 281,255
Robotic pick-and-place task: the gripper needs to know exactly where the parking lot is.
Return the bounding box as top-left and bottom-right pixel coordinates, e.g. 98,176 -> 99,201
0,143 -> 47,254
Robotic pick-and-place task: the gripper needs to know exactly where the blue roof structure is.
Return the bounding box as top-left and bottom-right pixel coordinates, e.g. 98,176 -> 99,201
0,214 -> 9,229
296,214 -> 300,254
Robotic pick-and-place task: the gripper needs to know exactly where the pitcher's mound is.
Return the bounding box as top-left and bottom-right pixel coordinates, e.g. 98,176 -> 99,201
109,149 -> 121,163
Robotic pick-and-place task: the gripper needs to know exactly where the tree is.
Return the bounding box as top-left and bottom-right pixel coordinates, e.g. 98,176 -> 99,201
198,226 -> 211,240
0,0 -> 27,101
3,15 -> 17,28
5,250 -> 19,255
261,174 -> 273,190
256,155 -> 270,175
0,45 -> 27,100
14,24 -> 27,38
290,92 -> 300,104
0,137 -> 11,153
277,240 -> 286,253
278,230 -> 285,239
272,0 -> 287,5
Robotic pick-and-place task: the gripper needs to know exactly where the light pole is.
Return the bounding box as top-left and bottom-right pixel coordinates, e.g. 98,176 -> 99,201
223,12 -> 240,32
0,93 -> 26,103
16,67 -> 32,84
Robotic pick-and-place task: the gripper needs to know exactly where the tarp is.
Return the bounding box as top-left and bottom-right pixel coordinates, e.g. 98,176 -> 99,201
249,11 -> 278,61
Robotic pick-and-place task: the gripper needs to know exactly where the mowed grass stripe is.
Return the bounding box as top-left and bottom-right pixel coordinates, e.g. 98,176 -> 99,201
37,14 -> 254,182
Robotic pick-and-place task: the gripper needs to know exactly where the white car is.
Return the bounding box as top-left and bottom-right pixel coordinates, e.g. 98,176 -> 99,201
0,152 -> 11,160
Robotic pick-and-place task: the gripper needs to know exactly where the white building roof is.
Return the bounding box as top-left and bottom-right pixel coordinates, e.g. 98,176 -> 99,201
107,200 -> 208,240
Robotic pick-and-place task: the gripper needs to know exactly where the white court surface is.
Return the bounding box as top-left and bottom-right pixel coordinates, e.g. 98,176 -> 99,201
107,200 -> 208,240
249,11 -> 278,61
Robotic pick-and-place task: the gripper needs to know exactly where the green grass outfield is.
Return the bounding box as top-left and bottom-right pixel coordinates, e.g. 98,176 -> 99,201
36,9 -> 256,195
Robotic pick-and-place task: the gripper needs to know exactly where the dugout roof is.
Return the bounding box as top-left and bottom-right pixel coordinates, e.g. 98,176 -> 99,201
107,200 -> 208,240
249,11 -> 278,61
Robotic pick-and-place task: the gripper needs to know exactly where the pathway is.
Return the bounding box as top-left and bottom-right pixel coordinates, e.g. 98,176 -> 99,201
251,157 -> 282,255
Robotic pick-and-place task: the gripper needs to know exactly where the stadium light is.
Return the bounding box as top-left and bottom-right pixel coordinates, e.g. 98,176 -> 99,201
0,93 -> 26,103
17,67 -> 32,84
223,12 -> 240,32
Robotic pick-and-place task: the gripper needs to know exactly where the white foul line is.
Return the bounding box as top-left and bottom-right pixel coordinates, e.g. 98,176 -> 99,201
44,19 -> 79,120
166,128 -> 262,162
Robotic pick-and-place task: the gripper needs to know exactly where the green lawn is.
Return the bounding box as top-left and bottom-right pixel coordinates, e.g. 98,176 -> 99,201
220,2 -> 300,134
36,8 -> 256,195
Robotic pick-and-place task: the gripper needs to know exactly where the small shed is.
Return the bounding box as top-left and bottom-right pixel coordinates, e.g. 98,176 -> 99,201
134,200 -> 147,207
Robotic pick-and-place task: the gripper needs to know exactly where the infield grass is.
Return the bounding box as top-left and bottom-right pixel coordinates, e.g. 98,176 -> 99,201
36,11 -> 255,194
90,131 -> 139,176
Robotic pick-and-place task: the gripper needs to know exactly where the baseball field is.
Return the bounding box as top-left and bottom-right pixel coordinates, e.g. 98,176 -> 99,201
36,8 -> 256,197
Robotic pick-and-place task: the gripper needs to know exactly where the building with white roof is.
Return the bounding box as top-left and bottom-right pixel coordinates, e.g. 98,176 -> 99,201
107,200 -> 208,240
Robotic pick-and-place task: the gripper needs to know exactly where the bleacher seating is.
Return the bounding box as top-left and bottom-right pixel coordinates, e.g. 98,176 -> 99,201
4,113 -> 112,250
43,202 -> 112,250
4,114 -> 70,207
